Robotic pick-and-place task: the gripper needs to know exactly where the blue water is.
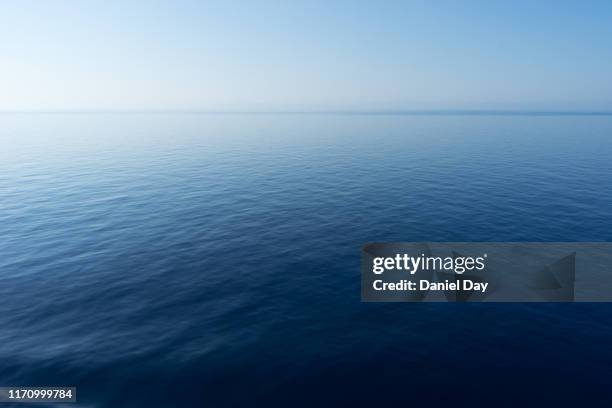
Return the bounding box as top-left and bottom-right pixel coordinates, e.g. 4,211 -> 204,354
1,113 -> 612,407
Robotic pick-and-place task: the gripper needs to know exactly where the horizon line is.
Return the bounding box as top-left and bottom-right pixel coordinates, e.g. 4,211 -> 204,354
1,109 -> 612,116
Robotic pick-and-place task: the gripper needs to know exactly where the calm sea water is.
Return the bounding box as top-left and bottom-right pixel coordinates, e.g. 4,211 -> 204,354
1,113 -> 612,407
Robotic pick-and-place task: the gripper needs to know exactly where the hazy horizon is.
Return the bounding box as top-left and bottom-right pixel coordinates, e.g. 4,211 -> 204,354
2,109 -> 612,115
2,0 -> 612,111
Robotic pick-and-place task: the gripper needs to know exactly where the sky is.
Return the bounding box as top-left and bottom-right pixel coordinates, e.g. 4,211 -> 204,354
1,0 -> 612,111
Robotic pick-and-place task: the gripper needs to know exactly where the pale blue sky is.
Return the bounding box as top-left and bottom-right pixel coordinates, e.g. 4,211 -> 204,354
2,0 -> 612,111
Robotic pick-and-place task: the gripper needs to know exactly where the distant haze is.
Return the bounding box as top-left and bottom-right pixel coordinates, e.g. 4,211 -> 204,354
2,0 -> 612,111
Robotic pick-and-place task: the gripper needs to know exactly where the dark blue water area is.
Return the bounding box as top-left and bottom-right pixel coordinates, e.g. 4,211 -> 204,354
1,113 -> 612,407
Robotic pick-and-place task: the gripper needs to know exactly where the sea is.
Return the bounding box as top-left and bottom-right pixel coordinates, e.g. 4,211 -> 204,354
1,113 -> 612,407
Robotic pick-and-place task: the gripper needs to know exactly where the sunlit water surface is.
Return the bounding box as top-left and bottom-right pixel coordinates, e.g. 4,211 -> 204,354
1,114 -> 612,407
